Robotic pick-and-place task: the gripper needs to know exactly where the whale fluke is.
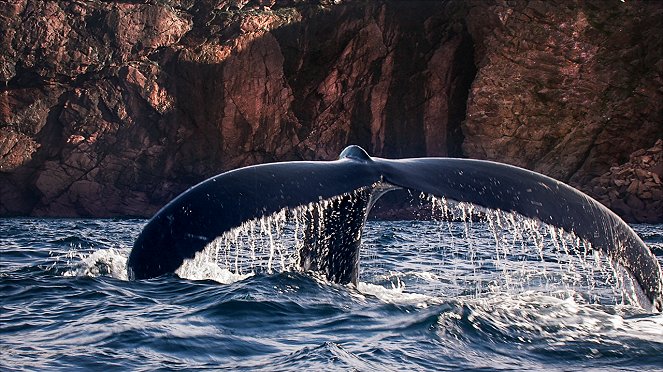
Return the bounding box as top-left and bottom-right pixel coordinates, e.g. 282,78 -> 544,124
128,146 -> 663,311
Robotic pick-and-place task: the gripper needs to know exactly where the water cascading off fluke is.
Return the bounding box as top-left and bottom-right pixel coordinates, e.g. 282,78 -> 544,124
128,145 -> 663,311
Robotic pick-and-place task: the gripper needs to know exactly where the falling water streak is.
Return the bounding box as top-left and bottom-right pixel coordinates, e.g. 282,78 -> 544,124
251,220 -> 259,273
262,217 -> 273,274
548,226 -> 568,293
488,210 -> 512,292
433,195 -> 462,292
466,205 -> 480,291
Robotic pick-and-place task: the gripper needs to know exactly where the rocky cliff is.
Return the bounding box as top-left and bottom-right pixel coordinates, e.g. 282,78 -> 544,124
1,0 -> 661,222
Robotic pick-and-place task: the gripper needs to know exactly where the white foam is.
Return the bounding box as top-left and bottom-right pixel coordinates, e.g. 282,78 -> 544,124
356,280 -> 436,308
175,250 -> 254,284
62,248 -> 129,280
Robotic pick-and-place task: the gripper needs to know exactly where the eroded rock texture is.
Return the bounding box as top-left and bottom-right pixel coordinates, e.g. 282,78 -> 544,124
462,0 -> 662,222
587,139 -> 663,223
464,0 -> 662,187
1,0 -> 661,222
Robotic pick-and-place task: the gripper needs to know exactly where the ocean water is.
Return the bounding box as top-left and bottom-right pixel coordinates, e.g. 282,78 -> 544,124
1,216 -> 662,371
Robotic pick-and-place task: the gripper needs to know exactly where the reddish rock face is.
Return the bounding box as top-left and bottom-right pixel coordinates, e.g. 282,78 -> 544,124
0,0 -> 661,222
463,0 -> 663,186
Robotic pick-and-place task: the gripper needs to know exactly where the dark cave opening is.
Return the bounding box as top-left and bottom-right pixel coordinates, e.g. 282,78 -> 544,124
446,29 -> 476,159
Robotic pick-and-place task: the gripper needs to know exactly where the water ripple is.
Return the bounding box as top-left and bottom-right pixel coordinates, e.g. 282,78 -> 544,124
1,218 -> 662,370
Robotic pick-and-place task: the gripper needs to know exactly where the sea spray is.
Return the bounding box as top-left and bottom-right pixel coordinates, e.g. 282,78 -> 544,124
175,187 -> 373,283
61,248 -> 129,280
172,189 -> 644,307
421,194 -> 641,306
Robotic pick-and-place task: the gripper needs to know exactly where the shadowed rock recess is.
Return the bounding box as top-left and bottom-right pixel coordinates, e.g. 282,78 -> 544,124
1,0 -> 661,222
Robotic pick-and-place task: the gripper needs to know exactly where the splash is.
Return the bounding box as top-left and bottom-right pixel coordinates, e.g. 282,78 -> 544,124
356,278 -> 435,308
175,253 -> 254,284
62,248 -> 129,280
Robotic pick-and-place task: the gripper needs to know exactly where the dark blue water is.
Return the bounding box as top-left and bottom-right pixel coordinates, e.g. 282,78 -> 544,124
2,218 -> 662,371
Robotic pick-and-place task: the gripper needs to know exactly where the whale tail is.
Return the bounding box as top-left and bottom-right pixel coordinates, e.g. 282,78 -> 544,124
128,145 -> 663,311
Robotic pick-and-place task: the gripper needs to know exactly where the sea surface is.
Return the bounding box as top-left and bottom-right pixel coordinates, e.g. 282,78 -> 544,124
1,217 -> 662,371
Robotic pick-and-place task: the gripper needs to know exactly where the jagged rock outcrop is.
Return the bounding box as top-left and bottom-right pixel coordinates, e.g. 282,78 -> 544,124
1,0 -> 661,222
585,139 -> 663,223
